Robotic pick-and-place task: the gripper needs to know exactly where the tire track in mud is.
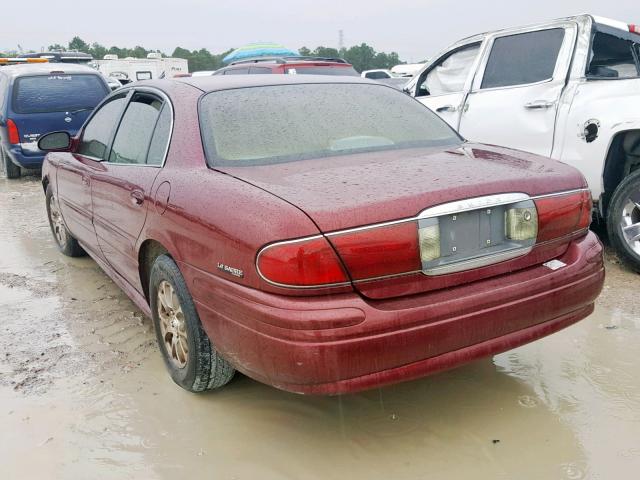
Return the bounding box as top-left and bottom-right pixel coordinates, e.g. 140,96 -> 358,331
0,178 -> 159,395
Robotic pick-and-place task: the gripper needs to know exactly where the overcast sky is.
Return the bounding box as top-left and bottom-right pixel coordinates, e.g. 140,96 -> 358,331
3,0 -> 639,62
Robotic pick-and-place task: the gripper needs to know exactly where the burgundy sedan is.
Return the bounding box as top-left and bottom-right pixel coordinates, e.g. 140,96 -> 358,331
39,76 -> 604,395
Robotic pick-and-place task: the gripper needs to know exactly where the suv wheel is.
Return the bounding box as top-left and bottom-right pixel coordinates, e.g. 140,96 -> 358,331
1,147 -> 21,179
607,169 -> 640,272
149,254 -> 235,392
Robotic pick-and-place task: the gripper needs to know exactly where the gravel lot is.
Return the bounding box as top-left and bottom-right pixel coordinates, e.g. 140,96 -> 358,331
1,175 -> 639,479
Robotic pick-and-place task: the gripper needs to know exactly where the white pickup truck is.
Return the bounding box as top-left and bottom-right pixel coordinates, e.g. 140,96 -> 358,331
405,14 -> 640,271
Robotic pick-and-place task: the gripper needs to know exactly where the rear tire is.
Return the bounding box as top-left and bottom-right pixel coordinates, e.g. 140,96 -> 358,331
607,169 -> 640,273
1,147 -> 21,179
45,185 -> 86,257
149,254 -> 235,392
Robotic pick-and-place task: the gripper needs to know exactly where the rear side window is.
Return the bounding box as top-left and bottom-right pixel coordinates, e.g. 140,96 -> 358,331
146,104 -> 172,166
12,74 -> 108,114
109,93 -> 163,164
481,29 -> 565,89
285,66 -> 359,76
77,95 -> 127,159
587,32 -> 640,78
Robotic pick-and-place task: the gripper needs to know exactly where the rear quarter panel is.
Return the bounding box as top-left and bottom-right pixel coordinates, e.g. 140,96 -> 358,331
136,81 -> 348,299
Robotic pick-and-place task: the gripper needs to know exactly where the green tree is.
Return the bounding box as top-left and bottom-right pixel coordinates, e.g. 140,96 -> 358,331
89,42 -> 107,60
342,43 -> 377,72
68,36 -> 90,53
48,43 -> 66,52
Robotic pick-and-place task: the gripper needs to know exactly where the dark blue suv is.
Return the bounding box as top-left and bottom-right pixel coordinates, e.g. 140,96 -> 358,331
0,63 -> 109,178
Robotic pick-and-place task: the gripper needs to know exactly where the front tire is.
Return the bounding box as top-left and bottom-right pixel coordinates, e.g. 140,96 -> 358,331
1,147 -> 21,179
607,169 -> 640,273
149,254 -> 235,392
45,185 -> 86,257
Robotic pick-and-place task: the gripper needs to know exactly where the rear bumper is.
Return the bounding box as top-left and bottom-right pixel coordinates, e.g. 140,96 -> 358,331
5,145 -> 44,169
186,231 -> 604,395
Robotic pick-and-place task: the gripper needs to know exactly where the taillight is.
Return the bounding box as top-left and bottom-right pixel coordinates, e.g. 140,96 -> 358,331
535,190 -> 592,242
629,24 -> 640,34
328,221 -> 421,280
257,236 -> 348,287
7,119 -> 20,145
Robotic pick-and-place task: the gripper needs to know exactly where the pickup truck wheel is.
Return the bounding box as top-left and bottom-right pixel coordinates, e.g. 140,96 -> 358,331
149,254 -> 235,392
607,170 -> 640,273
45,185 -> 86,257
1,147 -> 21,179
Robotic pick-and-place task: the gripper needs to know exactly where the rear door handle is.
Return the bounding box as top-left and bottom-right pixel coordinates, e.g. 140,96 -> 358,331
524,100 -> 555,110
130,190 -> 145,206
436,105 -> 457,113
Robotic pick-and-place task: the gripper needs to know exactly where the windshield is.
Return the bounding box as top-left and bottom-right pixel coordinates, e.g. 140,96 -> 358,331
200,83 -> 461,166
12,74 -> 108,114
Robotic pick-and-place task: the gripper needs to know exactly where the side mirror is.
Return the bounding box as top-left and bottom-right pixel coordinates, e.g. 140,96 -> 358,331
38,131 -> 72,152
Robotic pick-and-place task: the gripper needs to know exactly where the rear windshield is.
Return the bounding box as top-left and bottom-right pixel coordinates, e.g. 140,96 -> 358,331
12,74 -> 108,114
200,83 -> 461,166
285,66 -> 359,76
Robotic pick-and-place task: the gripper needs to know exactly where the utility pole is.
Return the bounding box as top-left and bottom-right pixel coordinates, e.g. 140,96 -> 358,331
338,30 -> 344,51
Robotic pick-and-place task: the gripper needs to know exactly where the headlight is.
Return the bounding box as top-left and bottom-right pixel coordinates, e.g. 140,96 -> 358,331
505,207 -> 538,241
418,222 -> 441,262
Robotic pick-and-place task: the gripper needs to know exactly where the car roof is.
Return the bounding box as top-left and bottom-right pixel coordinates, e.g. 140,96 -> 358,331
155,74 -> 379,93
0,62 -> 102,79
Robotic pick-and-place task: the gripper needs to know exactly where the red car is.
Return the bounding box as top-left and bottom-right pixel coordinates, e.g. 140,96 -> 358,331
212,56 -> 359,76
39,76 -> 604,395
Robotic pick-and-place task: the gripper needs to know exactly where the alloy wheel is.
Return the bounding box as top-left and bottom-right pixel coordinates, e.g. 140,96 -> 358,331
157,280 -> 189,369
49,194 -> 68,247
620,192 -> 640,256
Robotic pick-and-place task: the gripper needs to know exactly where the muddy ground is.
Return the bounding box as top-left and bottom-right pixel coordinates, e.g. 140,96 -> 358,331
1,175 -> 639,479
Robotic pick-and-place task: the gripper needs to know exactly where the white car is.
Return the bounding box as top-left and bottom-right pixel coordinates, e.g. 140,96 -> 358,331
361,69 -> 396,79
405,14 -> 640,271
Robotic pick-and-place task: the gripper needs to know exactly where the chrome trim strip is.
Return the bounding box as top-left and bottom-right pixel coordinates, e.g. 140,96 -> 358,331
254,188 -> 590,288
417,193 -> 530,218
422,246 -> 533,276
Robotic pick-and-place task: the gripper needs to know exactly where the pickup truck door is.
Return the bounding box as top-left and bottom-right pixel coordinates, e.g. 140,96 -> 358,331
458,23 -> 577,157
412,42 -> 482,129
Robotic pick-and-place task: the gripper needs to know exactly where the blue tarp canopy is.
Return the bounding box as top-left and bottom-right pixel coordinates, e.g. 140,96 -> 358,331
223,43 -> 299,64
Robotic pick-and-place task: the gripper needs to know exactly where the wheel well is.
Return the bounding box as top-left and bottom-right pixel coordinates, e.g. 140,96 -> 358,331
138,240 -> 170,304
42,175 -> 49,194
602,130 -> 640,214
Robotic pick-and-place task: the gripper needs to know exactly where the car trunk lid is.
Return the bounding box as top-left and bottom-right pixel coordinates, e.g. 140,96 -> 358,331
220,144 -> 588,298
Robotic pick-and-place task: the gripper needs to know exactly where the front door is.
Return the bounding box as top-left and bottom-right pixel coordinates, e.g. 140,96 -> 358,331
413,42 -> 482,129
459,24 -> 577,157
90,90 -> 169,290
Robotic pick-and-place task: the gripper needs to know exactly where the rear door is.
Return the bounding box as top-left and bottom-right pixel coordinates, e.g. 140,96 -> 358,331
9,73 -> 109,156
56,92 -> 128,255
458,23 -> 577,157
90,89 -> 172,290
412,42 -> 482,129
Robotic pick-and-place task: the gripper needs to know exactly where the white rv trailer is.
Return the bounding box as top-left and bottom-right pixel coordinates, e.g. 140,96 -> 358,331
91,52 -> 189,84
